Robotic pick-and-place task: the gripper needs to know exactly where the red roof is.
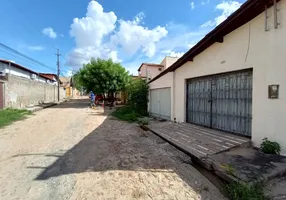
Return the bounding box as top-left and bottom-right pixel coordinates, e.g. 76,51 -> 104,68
0,59 -> 54,81
39,73 -> 57,81
150,0 -> 279,83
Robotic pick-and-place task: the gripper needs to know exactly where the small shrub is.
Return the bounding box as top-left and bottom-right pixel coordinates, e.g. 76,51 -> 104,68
260,138 -> 281,155
225,182 -> 269,200
127,78 -> 149,116
137,118 -> 149,125
221,164 -> 235,176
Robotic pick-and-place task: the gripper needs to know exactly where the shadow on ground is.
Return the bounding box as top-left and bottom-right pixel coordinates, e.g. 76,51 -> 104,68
49,99 -> 90,109
13,105 -> 224,199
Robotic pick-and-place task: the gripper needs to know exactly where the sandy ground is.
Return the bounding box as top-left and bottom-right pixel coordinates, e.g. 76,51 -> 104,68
0,98 -> 226,200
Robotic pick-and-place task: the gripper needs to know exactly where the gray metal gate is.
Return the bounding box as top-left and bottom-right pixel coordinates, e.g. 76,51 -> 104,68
187,70 -> 252,136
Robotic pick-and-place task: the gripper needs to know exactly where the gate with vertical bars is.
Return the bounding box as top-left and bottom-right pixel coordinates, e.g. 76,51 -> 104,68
186,69 -> 252,137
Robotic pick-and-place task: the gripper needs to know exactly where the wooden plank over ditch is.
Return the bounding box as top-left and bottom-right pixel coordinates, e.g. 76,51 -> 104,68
147,121 -> 250,159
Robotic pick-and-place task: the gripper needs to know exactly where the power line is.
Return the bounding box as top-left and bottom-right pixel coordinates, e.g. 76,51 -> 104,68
0,48 -> 52,72
56,49 -> 61,101
0,42 -> 56,72
5,0 -> 59,50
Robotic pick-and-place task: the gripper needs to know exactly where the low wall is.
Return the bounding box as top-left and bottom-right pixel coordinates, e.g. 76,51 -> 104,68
4,75 -> 65,108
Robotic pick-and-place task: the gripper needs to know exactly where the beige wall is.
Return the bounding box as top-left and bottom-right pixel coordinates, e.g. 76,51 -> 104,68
171,1 -> 286,154
160,56 -> 179,69
139,64 -> 163,79
4,75 -> 65,108
166,57 -> 179,69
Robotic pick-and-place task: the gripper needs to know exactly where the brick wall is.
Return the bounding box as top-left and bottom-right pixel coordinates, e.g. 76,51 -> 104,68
4,75 -> 65,108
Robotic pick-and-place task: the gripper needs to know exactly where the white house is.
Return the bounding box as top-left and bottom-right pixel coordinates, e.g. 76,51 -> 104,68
137,56 -> 179,80
0,59 -> 59,109
148,0 -> 286,154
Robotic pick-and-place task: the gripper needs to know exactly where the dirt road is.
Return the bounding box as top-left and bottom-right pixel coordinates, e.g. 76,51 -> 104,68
0,99 -> 226,200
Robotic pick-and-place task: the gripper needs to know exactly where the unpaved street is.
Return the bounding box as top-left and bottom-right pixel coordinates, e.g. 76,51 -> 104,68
0,99 -> 226,200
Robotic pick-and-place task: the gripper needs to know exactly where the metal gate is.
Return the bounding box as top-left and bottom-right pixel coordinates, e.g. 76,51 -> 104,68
187,70 -> 252,136
0,82 -> 4,109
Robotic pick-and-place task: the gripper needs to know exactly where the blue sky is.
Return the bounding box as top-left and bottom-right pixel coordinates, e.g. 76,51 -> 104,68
0,0 -> 245,76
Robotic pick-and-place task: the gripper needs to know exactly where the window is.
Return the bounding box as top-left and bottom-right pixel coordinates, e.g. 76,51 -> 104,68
158,68 -> 162,71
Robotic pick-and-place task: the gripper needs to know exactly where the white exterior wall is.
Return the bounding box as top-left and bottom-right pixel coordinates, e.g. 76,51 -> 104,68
0,62 -> 53,84
149,72 -> 174,120
172,1 -> 286,154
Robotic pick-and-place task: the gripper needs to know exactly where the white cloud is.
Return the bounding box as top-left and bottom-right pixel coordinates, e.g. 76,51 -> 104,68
201,0 -> 210,5
161,50 -> 185,58
122,54 -> 164,76
28,45 -> 45,51
66,0 -> 206,72
65,68 -> 74,77
201,1 -> 242,27
156,22 -> 207,52
67,0 -> 117,67
169,51 -> 185,58
70,1 -> 117,48
110,13 -> 168,58
190,2 -> 195,10
66,45 -> 120,67
42,27 -> 57,39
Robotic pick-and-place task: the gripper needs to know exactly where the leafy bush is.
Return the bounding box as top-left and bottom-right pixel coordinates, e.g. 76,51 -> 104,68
137,118 -> 149,125
225,182 -> 269,200
260,138 -> 281,155
73,58 -> 130,94
127,78 -> 149,116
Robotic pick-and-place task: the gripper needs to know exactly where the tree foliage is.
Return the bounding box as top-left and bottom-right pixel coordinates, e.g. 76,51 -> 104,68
127,78 -> 149,116
74,58 -> 130,95
71,72 -> 83,91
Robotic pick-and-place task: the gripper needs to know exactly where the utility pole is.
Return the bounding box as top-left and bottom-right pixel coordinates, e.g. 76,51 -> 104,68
55,49 -> 61,102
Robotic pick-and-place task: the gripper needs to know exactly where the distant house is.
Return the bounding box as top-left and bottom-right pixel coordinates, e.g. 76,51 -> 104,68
60,76 -> 80,97
137,56 -> 179,80
0,59 -> 61,109
148,0 -> 286,154
39,73 -> 59,85
138,63 -> 164,80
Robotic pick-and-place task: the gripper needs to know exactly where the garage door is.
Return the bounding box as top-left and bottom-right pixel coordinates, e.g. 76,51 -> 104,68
186,70 -> 252,136
150,88 -> 171,120
0,82 -> 4,109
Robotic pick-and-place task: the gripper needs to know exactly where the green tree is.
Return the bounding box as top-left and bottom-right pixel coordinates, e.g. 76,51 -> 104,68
75,58 -> 130,95
127,78 -> 149,116
71,72 -> 83,91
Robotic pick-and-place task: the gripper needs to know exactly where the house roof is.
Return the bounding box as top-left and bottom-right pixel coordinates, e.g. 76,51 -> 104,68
59,76 -> 71,87
149,0 -> 279,83
0,59 -> 54,81
137,63 -> 164,72
39,73 -> 58,81
59,76 -> 71,82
